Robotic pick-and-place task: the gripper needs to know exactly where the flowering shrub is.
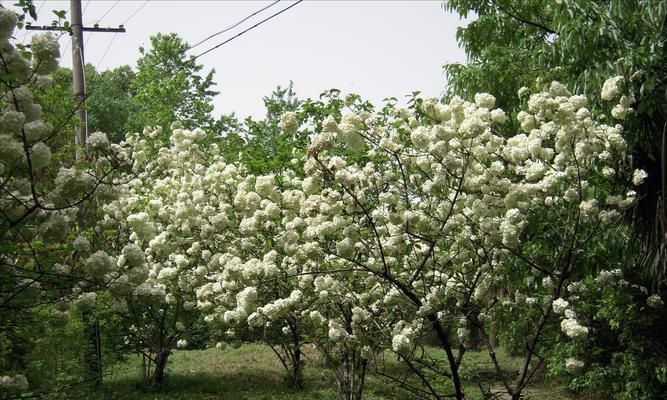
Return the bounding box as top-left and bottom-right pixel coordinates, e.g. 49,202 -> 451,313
0,7 -> 141,393
95,72 -> 652,399
2,2 -> 661,398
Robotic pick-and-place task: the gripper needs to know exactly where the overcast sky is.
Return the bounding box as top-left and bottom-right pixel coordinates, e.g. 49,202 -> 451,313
13,1 -> 468,119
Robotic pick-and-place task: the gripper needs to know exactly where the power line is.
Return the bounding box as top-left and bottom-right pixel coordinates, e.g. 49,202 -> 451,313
93,0 -> 120,25
62,37 -> 71,54
192,0 -> 304,62
187,0 -> 281,52
97,33 -> 118,70
122,0 -> 149,26
94,0 -> 148,70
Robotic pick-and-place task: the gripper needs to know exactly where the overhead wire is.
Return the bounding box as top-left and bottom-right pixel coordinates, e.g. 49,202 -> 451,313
191,0 -> 304,62
122,0 -> 150,26
96,0 -> 150,70
96,33 -> 118,70
92,0 -> 120,25
186,0 -> 281,52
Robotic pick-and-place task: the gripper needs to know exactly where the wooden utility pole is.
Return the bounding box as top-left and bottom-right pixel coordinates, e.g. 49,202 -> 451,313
26,0 -> 125,157
70,0 -> 86,152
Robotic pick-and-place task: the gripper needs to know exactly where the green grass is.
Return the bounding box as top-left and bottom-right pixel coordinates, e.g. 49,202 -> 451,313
84,344 -> 582,400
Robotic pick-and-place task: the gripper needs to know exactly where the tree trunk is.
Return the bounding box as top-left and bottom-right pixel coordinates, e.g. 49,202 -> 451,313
152,350 -> 170,386
334,348 -> 367,400
82,312 -> 103,388
489,321 -> 498,349
287,344 -> 304,388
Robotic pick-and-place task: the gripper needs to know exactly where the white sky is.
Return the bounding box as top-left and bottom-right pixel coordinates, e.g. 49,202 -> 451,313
12,0 -> 468,119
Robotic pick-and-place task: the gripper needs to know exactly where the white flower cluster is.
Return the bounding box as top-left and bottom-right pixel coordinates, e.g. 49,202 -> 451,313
88,131 -> 110,152
565,358 -> 584,374
601,76 -> 624,101
392,326 -> 416,355
0,374 -> 29,391
30,33 -> 60,74
560,310 -> 589,339
101,78 -> 640,386
552,298 -> 570,314
75,292 -> 97,312
647,294 -> 663,308
278,111 -> 299,135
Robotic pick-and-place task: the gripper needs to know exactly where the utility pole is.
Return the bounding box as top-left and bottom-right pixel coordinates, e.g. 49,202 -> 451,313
70,0 -> 85,153
70,0 -> 85,154
26,0 -> 125,158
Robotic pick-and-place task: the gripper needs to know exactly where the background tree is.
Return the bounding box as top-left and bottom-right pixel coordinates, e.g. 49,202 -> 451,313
125,33 -> 219,136
50,64 -> 136,144
86,65 -> 135,143
240,82 -> 302,174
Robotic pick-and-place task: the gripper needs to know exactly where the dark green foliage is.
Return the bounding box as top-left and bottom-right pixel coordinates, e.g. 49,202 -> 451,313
547,277 -> 667,400
85,65 -> 135,143
240,82 -> 303,174
125,33 -> 221,136
443,0 -> 667,284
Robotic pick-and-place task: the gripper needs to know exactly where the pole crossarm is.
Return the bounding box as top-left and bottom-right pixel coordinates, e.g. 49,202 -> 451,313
25,23 -> 126,33
24,0 -> 127,160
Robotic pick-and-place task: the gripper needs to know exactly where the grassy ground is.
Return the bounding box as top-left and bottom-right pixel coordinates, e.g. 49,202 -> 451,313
90,344 -> 580,400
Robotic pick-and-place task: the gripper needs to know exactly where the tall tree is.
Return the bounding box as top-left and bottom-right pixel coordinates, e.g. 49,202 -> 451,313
443,0 -> 667,284
86,65 -> 135,143
241,82 -> 303,174
125,33 -> 219,135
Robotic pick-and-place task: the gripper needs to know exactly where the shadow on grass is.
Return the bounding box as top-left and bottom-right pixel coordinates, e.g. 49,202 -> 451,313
104,369 -> 334,400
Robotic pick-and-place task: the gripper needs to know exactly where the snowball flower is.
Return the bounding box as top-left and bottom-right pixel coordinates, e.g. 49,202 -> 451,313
601,76 -> 624,101
177,339 -> 188,349
561,317 -> 589,339
31,33 -> 60,74
565,358 -> 584,374
0,135 -> 24,164
579,199 -> 599,218
328,320 -> 347,342
236,286 -> 258,316
278,111 -> 299,135
647,294 -> 663,308
490,108 -> 507,124
126,212 -> 156,241
552,298 -> 569,314
87,131 -> 109,151
549,81 -> 571,97
611,104 -> 631,120
0,110 -> 25,135
122,243 -> 146,268
0,8 -> 18,41
0,374 -> 29,391
474,93 -> 496,109
24,120 -> 51,142
632,169 -> 648,186
84,250 -> 113,277
75,292 -> 97,312
30,142 -> 52,170
51,167 -> 95,206
72,235 -> 91,254
567,282 -> 586,294
41,214 -> 69,243
49,309 -> 70,328
255,175 -> 276,198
